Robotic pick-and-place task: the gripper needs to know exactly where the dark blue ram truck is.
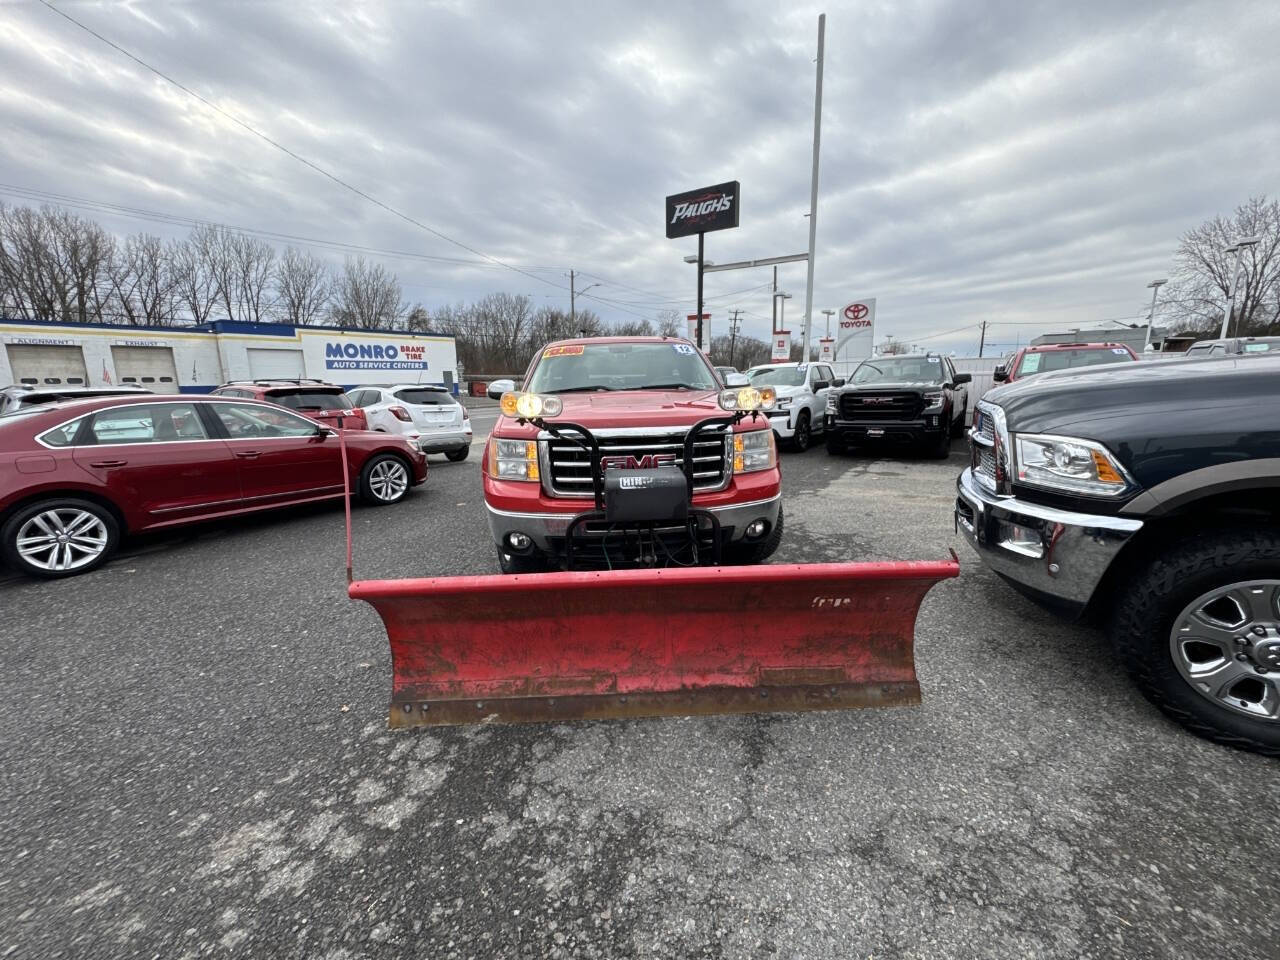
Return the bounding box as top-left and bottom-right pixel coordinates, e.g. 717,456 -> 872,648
956,354 -> 1280,756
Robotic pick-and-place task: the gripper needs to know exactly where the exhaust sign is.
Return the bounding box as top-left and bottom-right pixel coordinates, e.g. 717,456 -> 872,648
665,181 -> 741,239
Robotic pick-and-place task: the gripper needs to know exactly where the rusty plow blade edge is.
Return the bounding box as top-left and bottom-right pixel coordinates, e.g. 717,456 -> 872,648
349,559 -> 959,727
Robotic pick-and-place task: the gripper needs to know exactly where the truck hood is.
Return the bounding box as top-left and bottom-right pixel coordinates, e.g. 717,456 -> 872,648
492,389 -> 752,437
983,354 -> 1280,489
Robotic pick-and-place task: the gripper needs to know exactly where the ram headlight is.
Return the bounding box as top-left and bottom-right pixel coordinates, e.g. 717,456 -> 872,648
1013,433 -> 1132,497
718,386 -> 776,412
500,391 -> 563,419
732,429 -> 777,473
487,437 -> 540,482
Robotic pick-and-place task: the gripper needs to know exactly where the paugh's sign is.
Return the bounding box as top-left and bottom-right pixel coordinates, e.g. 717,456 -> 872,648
665,181 -> 740,239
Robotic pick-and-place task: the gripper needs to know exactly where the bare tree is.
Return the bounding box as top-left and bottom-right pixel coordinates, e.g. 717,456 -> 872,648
709,333 -> 769,369
1167,195 -> 1280,335
330,256 -> 404,329
655,308 -> 683,337
187,224 -> 276,323
274,246 -> 330,325
876,336 -> 910,355
171,236 -> 219,324
610,319 -> 655,336
0,204 -> 114,323
108,233 -> 178,326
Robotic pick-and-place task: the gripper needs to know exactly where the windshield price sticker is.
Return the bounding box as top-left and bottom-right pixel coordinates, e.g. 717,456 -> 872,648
1112,348 -> 1128,354
1022,353 -> 1042,373
672,343 -> 696,355
543,344 -> 585,358
797,363 -> 808,373
928,357 -> 939,363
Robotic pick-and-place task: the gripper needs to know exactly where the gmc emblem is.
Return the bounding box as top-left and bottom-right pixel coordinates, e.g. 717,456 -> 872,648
861,397 -> 894,404
600,453 -> 677,470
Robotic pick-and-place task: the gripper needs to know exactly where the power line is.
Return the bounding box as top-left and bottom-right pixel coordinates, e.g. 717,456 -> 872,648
36,1 -> 584,302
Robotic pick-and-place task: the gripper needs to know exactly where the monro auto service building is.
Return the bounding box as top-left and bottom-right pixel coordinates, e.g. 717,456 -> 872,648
0,318 -> 460,394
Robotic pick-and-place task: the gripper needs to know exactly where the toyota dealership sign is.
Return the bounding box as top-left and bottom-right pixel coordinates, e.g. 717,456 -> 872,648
835,298 -> 876,360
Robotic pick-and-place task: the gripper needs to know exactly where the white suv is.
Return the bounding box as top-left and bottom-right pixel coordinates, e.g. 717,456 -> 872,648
743,362 -> 843,452
345,384 -> 473,461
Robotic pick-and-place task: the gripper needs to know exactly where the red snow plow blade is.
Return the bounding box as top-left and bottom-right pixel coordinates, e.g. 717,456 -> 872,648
351,557 -> 958,727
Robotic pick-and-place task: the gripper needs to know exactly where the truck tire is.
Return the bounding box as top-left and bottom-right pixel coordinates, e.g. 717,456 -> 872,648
927,426 -> 951,459
1,497 -> 120,579
826,434 -> 847,456
445,447 -> 470,462
1109,528 -> 1280,757
358,454 -> 412,505
950,407 -> 967,438
791,411 -> 811,452
496,545 -> 549,575
723,504 -> 784,565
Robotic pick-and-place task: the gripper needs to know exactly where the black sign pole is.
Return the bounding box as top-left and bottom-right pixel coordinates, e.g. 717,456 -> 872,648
696,232 -> 705,350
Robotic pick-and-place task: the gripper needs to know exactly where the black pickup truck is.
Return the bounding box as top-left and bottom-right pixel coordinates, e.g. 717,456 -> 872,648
824,353 -> 971,458
955,354 -> 1280,755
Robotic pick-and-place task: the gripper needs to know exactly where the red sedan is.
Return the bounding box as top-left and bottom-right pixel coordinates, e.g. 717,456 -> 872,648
0,395 -> 428,579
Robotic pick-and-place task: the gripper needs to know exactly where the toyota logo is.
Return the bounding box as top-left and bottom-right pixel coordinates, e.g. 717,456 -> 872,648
843,303 -> 869,321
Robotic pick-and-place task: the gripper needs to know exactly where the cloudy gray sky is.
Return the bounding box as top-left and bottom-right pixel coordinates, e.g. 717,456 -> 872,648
2,0 -> 1278,354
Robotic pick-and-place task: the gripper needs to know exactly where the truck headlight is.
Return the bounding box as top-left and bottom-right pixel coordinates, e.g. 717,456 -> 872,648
733,429 -> 776,473
500,391 -> 563,419
826,393 -> 837,413
488,437 -> 540,481
718,386 -> 777,412
1013,433 -> 1132,497
923,390 -> 944,411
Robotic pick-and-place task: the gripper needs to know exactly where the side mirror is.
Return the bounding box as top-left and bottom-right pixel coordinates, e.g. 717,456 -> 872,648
992,367 -> 1008,383
830,378 -> 846,388
812,380 -> 830,391
725,373 -> 749,388
953,373 -> 972,385
486,378 -> 516,400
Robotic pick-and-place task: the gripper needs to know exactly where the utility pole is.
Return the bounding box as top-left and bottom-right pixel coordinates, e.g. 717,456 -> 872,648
801,13 -> 825,368
569,269 -> 575,325
1144,279 -> 1167,351
728,309 -> 742,367
977,320 -> 988,358
771,266 -> 778,333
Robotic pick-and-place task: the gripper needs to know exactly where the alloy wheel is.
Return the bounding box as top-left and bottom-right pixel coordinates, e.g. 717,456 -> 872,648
1169,580 -> 1280,722
16,508 -> 110,573
368,459 -> 409,502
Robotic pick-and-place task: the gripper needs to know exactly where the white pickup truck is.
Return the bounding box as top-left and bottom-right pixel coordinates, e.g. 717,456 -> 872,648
744,361 -> 844,451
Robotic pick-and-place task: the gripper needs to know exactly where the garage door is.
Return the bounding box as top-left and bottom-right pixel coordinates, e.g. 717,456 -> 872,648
247,348 -> 305,380
110,346 -> 180,394
6,344 -> 89,386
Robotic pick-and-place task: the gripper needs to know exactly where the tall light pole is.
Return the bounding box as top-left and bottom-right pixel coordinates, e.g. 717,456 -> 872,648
821,308 -> 835,338
1143,279 -> 1167,352
683,255 -> 714,346
1220,236 -> 1261,339
801,13 -> 826,367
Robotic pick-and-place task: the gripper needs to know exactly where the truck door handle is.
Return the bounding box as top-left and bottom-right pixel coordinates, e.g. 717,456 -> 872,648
234,451 -> 262,460
89,459 -> 128,467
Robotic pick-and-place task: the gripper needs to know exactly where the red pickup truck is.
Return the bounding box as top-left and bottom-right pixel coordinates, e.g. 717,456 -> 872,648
481,337 -> 783,573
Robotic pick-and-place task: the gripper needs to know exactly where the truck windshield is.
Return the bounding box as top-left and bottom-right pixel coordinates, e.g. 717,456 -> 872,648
525,343 -> 717,393
746,366 -> 805,387
851,358 -> 945,384
1016,348 -> 1132,376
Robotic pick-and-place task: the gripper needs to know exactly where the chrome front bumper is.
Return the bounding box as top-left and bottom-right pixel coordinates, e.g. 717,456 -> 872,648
486,493 -> 782,553
954,467 -> 1142,611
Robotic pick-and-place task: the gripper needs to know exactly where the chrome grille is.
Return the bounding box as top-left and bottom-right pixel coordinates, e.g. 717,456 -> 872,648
543,432 -> 729,498
839,391 -> 922,421
977,448 -> 997,481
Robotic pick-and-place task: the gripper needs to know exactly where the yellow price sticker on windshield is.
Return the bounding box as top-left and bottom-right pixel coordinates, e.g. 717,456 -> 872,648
543,344 -> 585,358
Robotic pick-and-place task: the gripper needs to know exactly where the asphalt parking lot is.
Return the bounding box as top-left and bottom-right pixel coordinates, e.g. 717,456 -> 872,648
3,413 -> 1278,960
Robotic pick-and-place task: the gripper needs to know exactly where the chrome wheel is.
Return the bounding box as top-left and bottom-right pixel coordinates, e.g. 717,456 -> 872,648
16,508 -> 110,573
1169,580 -> 1280,723
368,459 -> 409,502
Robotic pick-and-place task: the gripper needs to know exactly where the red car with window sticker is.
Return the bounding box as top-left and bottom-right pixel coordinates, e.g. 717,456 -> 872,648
993,342 -> 1137,383
0,395 -> 426,579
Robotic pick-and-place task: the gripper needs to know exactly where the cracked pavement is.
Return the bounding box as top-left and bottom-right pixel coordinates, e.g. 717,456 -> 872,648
3,432 -> 1278,959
